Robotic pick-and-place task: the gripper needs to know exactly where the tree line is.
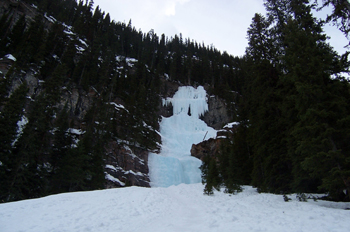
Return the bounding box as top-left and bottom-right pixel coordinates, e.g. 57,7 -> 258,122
202,0 -> 350,201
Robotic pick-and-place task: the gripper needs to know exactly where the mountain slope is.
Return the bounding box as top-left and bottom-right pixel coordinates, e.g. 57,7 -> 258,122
0,0 -> 239,202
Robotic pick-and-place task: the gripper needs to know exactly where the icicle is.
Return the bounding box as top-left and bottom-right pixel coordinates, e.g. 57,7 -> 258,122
163,86 -> 209,118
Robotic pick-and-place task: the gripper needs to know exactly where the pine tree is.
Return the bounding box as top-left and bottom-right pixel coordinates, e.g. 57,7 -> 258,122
8,15 -> 26,53
0,13 -> 11,55
0,83 -> 28,202
49,104 -> 75,193
201,155 -> 221,195
318,0 -> 350,38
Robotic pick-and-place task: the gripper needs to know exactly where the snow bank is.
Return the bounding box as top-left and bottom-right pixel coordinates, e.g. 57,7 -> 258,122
1,183 -> 349,232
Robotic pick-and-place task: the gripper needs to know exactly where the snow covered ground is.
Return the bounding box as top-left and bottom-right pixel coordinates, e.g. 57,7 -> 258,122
1,183 -> 350,232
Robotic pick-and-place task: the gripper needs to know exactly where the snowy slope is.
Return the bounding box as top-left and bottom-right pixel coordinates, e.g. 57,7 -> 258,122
149,86 -> 216,187
1,183 -> 350,232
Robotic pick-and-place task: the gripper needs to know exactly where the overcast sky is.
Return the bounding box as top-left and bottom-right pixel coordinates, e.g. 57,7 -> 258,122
92,0 -> 348,57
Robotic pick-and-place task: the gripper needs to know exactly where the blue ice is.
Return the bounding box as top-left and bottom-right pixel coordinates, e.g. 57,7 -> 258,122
149,86 -> 216,187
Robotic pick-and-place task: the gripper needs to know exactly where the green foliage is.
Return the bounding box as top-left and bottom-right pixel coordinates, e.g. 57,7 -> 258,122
318,0 -> 350,39
0,83 -> 28,201
218,140 -> 243,194
201,156 -> 221,195
241,0 -> 350,201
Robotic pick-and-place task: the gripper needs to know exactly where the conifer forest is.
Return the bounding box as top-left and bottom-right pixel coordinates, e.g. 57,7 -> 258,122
0,0 -> 350,202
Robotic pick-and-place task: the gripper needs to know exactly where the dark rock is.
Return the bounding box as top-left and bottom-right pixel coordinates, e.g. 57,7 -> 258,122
201,95 -> 231,130
105,141 -> 150,188
158,78 -> 180,117
191,138 -> 222,161
191,125 -> 238,161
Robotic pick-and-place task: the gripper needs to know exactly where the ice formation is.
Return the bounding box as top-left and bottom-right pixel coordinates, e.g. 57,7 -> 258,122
163,86 -> 209,118
149,86 -> 216,187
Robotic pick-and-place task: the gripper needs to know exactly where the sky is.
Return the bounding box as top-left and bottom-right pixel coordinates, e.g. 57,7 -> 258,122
92,0 -> 348,57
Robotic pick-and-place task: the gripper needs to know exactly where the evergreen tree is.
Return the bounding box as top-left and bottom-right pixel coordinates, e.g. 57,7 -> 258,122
242,0 -> 350,199
8,15 -> 26,53
0,83 -> 28,202
201,155 -> 221,195
49,104 -> 75,193
0,13 -> 11,55
318,0 -> 350,38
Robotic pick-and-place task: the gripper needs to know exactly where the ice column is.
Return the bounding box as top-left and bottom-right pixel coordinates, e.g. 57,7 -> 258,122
148,86 -> 217,187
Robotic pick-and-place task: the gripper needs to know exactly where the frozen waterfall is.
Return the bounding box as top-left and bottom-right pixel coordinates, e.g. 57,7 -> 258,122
148,86 -> 217,187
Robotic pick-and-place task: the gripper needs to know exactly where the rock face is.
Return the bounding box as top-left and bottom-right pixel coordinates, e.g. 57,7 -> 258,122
59,87 -> 94,121
6,69 -> 153,189
191,124 -> 238,161
190,138 -> 222,161
0,1 -> 34,27
105,141 -> 150,188
202,95 -> 231,130
158,78 -> 180,117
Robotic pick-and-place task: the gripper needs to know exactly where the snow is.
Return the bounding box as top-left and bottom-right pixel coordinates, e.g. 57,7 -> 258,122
108,102 -> 128,112
67,128 -> 84,135
75,45 -> 85,53
1,183 -> 349,232
105,173 -> 125,186
149,86 -> 216,187
63,29 -> 75,35
11,115 -> 28,146
3,54 -> 16,62
78,39 -> 88,48
124,170 -> 144,176
164,73 -> 170,80
116,55 -> 138,67
44,13 -> 57,24
126,57 -> 138,64
223,121 -> 240,128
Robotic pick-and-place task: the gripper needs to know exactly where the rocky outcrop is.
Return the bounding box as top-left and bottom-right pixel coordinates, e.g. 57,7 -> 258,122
201,95 -> 231,130
105,141 -> 150,188
0,0 -> 47,31
191,138 -> 221,161
158,78 -> 180,117
191,123 -> 238,161
59,87 -> 94,121
8,70 -> 93,121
